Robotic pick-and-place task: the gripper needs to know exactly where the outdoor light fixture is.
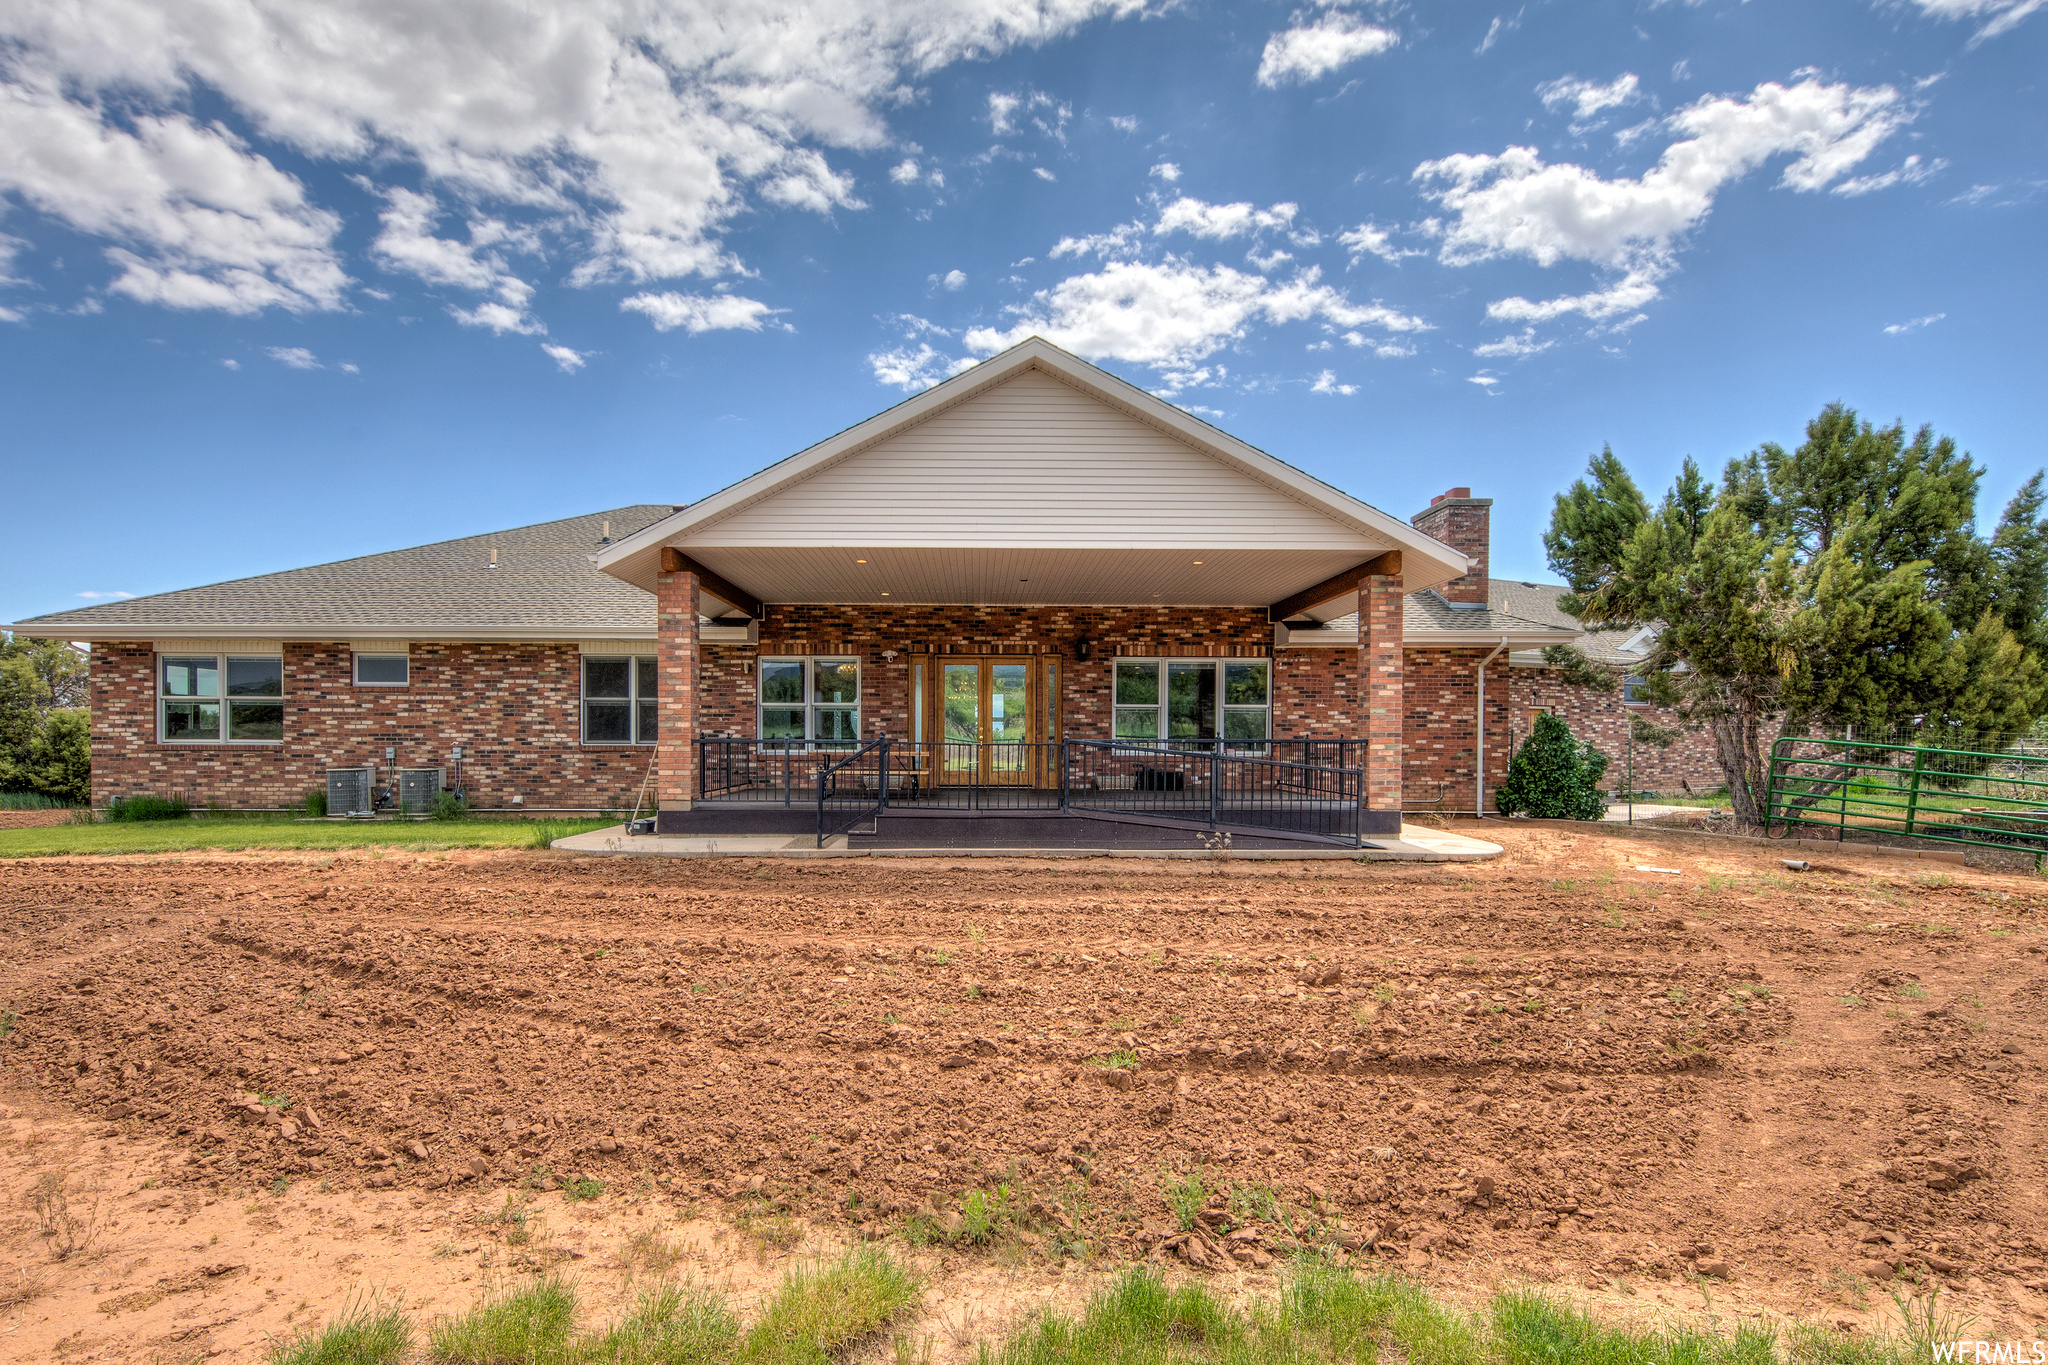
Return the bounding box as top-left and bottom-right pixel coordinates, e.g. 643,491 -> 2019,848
856,558 -> 867,564
881,649 -> 899,662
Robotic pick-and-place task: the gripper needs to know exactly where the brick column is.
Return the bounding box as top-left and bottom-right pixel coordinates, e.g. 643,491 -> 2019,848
656,565 -> 699,813
1359,575 -> 1404,832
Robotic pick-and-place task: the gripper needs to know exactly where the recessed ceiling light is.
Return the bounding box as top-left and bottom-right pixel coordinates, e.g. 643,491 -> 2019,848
881,591 -> 891,596
856,558 -> 867,564
1192,560 -> 1204,565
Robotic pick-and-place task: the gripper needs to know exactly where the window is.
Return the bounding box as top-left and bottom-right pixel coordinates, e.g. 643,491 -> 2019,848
159,654 -> 284,743
1622,676 -> 1650,708
1113,659 -> 1269,745
582,656 -> 658,744
759,657 -> 860,744
354,653 -> 409,686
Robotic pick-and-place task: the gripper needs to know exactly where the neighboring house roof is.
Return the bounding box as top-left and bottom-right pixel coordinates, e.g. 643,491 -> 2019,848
1487,579 -> 1650,665
594,336 -> 1471,612
1283,587 -> 1579,648
9,506 -> 675,641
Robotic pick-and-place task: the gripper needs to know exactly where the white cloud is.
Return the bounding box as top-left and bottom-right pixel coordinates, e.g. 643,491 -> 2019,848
935,269 -> 968,291
1257,12 -> 1398,87
1309,369 -> 1357,395
220,358 -> 239,370
1050,222 -> 1145,259
1155,196 -> 1298,240
889,158 -> 922,184
1833,153 -> 1947,196
1034,166 -> 1057,182
266,345 -> 320,369
1883,312 -> 1946,334
1900,0 -> 2045,42
338,361 -> 359,373
452,297 -> 545,336
541,343 -> 589,371
1672,58 -> 1692,82
1149,162 -> 1182,182
989,92 -> 1023,136
1419,75 -> 1907,324
1475,14 -> 1517,55
1246,247 -> 1293,271
1337,220 -> 1419,263
1472,328 -> 1553,357
868,342 -> 977,391
1467,372 -> 1499,387
1110,116 -> 1139,133
620,291 -> 782,333
75,589 -> 135,600
0,0 -> 1146,315
0,75 -> 349,314
964,259 -> 1428,369
370,187 -> 545,332
1536,73 -> 1642,122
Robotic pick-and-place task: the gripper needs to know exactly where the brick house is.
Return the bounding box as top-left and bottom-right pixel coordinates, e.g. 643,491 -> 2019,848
14,338 -> 1708,844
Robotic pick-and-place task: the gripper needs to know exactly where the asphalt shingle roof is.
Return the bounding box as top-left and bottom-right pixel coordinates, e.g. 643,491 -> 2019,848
1485,579 -> 1647,663
18,506 -> 675,632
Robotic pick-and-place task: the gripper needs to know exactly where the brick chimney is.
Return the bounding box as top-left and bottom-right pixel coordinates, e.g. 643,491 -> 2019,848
1410,487 -> 1491,604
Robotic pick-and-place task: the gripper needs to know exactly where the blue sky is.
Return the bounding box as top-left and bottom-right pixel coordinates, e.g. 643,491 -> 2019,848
3,0 -> 2043,622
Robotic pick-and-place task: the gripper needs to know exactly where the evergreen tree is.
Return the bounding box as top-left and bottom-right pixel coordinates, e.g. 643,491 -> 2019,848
1496,713 -> 1610,820
1543,408 -> 2048,825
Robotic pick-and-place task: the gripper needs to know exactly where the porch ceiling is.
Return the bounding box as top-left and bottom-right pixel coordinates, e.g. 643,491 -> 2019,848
646,545 -> 1382,614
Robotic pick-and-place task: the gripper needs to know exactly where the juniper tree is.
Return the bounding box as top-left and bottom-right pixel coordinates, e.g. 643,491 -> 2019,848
1543,405 -> 2047,825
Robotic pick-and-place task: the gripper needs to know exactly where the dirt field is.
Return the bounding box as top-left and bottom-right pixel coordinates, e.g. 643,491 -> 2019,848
2,825 -> 2044,1361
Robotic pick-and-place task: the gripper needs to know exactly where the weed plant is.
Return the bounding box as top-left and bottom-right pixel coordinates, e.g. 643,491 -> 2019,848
266,1294 -> 411,1365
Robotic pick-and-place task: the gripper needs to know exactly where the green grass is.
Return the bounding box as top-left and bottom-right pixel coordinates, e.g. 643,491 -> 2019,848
430,1276 -> 580,1363
0,814 -> 616,858
737,1247 -> 923,1365
288,1253 -> 1924,1365
268,1295 -> 412,1365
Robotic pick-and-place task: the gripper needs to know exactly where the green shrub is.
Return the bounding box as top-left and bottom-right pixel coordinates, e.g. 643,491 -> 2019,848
433,790 -> 468,821
106,793 -> 191,822
1496,714 -> 1610,820
302,788 -> 327,818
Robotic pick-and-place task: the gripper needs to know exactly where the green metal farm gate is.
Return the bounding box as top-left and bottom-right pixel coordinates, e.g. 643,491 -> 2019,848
1764,734 -> 2048,864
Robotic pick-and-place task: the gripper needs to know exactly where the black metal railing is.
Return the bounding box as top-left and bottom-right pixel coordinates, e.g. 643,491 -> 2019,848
1066,740 -> 1364,844
817,739 -> 891,847
696,736 -> 1373,847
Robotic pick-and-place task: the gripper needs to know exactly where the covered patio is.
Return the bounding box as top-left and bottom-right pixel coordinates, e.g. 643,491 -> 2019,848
589,338 -> 1529,850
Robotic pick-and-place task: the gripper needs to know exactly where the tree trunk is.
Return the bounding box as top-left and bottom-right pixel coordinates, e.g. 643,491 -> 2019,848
1706,700 -> 1772,827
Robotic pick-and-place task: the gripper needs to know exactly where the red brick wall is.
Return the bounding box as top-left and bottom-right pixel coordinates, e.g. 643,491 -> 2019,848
1508,666 -> 1737,795
1359,578 -> 1404,809
1402,647 -> 1512,813
655,568 -> 698,807
89,641 -> 657,812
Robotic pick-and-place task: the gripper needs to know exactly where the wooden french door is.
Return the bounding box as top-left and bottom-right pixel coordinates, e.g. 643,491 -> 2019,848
923,657 -> 1055,786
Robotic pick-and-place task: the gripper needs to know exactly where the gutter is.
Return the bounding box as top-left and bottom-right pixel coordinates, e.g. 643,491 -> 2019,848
1476,636 -> 1509,816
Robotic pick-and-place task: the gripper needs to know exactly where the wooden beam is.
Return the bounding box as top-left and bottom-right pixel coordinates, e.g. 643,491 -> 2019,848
1267,551 -> 1402,623
659,547 -> 763,620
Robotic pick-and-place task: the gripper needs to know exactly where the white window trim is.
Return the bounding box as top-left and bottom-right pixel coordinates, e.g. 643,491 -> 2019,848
156,652 -> 286,745
581,655 -> 658,745
1111,658 -> 1271,746
758,656 -> 861,745
352,652 -> 411,687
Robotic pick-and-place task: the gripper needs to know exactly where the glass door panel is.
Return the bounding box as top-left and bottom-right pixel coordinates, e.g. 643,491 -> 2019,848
989,662 -> 1030,780
942,663 -> 980,778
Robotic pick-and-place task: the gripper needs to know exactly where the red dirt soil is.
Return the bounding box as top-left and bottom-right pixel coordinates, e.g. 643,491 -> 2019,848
2,826 -> 2045,1359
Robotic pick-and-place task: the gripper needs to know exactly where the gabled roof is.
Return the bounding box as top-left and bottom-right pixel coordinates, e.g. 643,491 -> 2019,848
1486,579 -> 1643,663
1283,587 -> 1578,648
595,337 -> 1469,605
10,506 -> 675,640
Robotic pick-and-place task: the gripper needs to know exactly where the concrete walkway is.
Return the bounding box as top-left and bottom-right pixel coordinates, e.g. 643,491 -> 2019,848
549,822 -> 1502,862
1601,803 -> 1696,823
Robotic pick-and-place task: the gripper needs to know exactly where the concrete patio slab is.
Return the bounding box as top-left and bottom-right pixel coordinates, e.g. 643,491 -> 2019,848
549,822 -> 1501,861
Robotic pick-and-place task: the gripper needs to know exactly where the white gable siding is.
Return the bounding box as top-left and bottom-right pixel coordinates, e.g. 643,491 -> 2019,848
685,368 -> 1378,552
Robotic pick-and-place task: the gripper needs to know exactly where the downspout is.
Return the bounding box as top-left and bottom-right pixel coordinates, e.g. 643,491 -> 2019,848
1476,637 -> 1509,816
